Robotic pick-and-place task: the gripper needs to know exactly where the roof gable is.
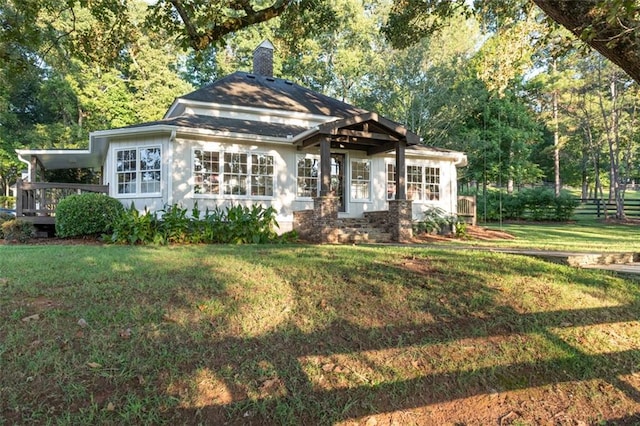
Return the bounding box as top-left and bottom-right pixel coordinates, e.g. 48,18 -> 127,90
177,72 -> 366,118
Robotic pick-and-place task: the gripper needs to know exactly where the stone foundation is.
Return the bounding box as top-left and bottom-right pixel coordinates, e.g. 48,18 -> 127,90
293,196 -> 340,243
294,197 -> 413,243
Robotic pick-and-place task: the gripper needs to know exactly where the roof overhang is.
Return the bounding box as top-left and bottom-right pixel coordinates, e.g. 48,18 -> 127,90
15,125 -> 176,171
294,112 -> 421,155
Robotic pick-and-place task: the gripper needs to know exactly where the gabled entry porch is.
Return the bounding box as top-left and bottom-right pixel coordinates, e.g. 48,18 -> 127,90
293,112 -> 420,243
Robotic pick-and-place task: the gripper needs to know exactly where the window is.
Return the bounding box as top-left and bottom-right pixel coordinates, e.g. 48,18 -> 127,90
251,154 -> 274,196
116,147 -> 161,195
296,156 -> 319,198
385,163 -> 441,201
407,165 -> 423,201
350,160 -> 370,200
193,150 -> 220,195
223,152 -> 248,195
192,150 -> 274,197
387,163 -> 396,200
425,167 -> 440,200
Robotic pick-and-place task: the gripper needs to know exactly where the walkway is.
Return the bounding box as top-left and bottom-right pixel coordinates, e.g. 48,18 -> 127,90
484,248 -> 640,276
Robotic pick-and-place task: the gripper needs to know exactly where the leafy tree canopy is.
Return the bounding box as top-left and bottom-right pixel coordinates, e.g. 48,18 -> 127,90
383,0 -> 640,84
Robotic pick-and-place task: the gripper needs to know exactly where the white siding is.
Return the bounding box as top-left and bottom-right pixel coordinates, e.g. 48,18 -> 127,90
104,134 -> 462,232
104,134 -> 170,213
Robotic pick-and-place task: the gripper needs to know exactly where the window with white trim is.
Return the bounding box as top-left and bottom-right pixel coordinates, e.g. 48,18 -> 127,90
296,156 -> 319,198
407,165 -> 423,201
387,163 -> 396,200
116,146 -> 161,195
385,163 -> 441,201
192,149 -> 274,197
350,159 -> 370,200
223,152 -> 248,195
425,166 -> 440,200
193,150 -> 220,195
251,153 -> 274,196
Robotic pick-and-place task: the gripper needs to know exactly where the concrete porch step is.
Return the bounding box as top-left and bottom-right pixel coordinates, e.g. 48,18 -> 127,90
335,228 -> 392,244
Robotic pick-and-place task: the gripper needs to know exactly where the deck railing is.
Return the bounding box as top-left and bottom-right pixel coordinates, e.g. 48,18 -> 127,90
457,195 -> 476,226
15,179 -> 109,224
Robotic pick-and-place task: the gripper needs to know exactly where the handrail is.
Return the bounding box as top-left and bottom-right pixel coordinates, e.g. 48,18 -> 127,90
16,179 -> 109,220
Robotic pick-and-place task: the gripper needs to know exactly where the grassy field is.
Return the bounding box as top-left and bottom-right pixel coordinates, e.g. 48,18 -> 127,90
1,240 -> 639,425
440,220 -> 640,252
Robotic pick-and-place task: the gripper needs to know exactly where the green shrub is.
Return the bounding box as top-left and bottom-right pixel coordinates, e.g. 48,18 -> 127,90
109,203 -> 159,245
1,219 -> 34,243
477,188 -> 578,222
0,212 -> 14,239
414,206 -> 456,235
56,193 -> 124,238
108,203 -> 281,245
157,204 -> 192,244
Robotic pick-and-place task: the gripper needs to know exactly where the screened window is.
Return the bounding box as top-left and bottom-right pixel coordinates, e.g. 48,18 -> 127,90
296,156 -> 319,198
350,160 -> 370,200
116,147 -> 161,195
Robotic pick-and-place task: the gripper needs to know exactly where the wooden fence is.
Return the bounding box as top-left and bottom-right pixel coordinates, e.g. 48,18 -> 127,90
574,198 -> 640,219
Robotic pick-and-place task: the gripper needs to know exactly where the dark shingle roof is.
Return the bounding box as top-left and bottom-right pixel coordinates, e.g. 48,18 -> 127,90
180,72 -> 366,118
130,114 -> 308,138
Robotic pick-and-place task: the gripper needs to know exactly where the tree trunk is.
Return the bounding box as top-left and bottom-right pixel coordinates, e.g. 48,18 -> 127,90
552,59 -> 561,197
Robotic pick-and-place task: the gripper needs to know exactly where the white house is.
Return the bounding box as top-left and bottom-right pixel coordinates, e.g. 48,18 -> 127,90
16,41 -> 467,242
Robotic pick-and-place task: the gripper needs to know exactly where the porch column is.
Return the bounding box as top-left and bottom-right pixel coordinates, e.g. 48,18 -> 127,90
395,141 -> 406,200
320,136 -> 331,196
30,156 -> 38,182
390,140 -> 412,242
312,136 -> 338,242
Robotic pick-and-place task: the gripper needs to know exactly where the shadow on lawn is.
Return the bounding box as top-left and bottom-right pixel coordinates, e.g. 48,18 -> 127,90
167,305 -> 640,424
158,248 -> 640,424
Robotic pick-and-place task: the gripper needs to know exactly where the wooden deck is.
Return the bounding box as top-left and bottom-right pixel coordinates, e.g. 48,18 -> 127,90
15,179 -> 109,225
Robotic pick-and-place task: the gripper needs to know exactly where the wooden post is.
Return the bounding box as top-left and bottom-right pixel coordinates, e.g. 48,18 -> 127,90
320,136 -> 331,196
16,178 -> 23,217
395,141 -> 406,200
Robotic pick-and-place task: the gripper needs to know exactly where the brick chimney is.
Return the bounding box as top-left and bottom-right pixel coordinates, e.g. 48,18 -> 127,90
253,39 -> 274,77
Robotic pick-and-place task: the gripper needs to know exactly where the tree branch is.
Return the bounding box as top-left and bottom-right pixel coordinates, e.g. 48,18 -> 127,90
170,0 -> 294,51
531,0 -> 640,83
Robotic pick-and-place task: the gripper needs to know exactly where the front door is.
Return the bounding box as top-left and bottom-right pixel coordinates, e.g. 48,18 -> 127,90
330,153 -> 346,212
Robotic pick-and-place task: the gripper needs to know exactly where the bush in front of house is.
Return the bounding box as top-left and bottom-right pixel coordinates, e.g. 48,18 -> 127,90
55,193 -> 125,238
108,203 -> 281,245
1,219 -> 34,243
413,206 -> 457,235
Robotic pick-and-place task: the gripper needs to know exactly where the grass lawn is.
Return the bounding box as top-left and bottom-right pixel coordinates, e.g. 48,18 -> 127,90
435,220 -> 640,252
1,241 -> 639,425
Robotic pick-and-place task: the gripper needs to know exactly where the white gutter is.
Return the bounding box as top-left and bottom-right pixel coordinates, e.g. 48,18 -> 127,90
17,155 -> 32,182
